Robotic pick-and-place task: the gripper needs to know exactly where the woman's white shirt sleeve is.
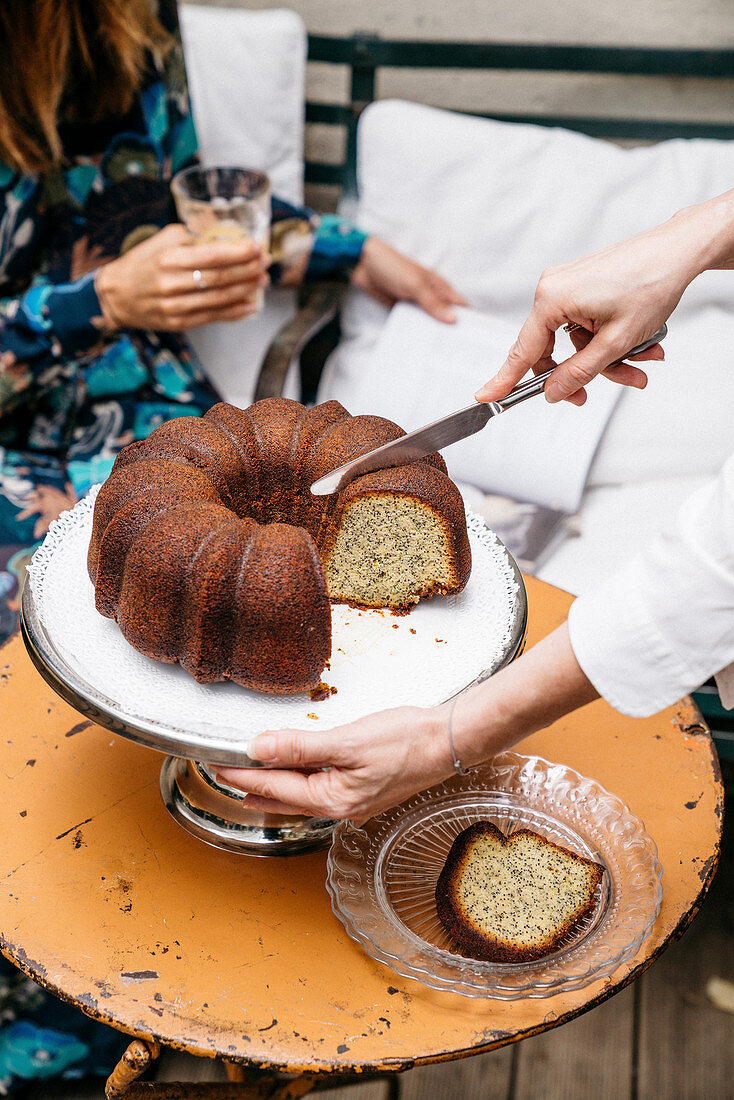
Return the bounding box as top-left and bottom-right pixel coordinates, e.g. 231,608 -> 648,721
568,453 -> 734,717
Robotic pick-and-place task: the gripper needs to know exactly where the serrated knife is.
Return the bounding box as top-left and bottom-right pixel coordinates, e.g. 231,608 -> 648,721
310,324 -> 667,496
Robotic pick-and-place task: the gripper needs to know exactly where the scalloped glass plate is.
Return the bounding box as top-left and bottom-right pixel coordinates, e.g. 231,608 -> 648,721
326,753 -> 663,999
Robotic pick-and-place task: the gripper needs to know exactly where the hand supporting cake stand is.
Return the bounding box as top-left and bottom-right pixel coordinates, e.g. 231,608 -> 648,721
20,504 -> 527,856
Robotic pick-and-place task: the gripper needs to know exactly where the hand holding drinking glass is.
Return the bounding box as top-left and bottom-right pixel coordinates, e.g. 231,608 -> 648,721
171,165 -> 273,314
95,223 -> 269,332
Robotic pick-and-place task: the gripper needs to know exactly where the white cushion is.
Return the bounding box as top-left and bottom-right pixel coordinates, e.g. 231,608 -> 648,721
319,100 -> 734,498
186,288 -> 301,406
587,304 -> 734,486
537,476 -> 708,596
179,6 -> 307,403
179,5 -> 306,204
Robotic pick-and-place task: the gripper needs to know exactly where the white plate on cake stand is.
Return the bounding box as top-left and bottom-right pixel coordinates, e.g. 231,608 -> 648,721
21,489 -> 527,854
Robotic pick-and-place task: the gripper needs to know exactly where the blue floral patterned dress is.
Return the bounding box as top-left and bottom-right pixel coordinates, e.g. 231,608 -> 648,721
0,1 -> 365,1091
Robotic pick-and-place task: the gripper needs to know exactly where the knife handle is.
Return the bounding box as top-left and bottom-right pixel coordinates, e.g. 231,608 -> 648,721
495,323 -> 668,411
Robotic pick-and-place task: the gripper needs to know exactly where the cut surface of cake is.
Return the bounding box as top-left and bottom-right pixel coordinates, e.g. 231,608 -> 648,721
88,398 -> 471,695
435,822 -> 604,963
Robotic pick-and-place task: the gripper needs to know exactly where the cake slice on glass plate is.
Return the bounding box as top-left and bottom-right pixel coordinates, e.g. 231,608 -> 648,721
435,821 -> 604,963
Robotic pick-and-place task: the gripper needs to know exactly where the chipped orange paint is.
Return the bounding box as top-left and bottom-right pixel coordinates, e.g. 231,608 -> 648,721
0,576 -> 722,1076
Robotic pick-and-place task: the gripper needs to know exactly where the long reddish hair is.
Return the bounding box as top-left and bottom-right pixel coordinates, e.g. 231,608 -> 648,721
0,0 -> 171,174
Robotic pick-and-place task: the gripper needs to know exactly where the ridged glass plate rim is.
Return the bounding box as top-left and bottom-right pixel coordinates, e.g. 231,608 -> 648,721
326,752 -> 663,999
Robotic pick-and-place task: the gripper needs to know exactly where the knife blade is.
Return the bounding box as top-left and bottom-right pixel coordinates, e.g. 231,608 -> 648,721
309,323 -> 667,496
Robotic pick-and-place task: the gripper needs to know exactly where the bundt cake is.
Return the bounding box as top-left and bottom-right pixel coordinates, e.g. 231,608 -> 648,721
435,822 -> 604,963
88,397 -> 471,695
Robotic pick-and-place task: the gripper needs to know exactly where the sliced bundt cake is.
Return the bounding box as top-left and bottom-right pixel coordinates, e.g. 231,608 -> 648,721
435,822 -> 604,963
88,398 -> 471,695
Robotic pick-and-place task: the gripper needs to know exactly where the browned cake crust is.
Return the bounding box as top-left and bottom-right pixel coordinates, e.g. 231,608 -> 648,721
88,398 -> 471,694
435,822 -> 604,963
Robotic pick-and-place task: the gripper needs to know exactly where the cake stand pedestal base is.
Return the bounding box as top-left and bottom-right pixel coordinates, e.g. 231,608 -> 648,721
159,757 -> 336,856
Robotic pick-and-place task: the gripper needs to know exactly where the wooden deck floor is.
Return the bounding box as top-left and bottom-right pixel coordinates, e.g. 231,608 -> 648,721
28,766 -> 734,1100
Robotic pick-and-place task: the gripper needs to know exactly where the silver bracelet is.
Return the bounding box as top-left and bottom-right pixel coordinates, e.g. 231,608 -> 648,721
447,695 -> 469,776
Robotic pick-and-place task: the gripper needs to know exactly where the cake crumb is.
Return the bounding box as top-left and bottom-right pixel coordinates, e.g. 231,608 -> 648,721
307,712 -> 318,720
309,681 -> 334,702
392,624 -> 399,630
330,685 -> 338,696
410,628 -> 416,634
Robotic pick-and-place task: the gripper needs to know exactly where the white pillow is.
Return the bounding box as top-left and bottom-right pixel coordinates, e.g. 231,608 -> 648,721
185,289 -> 301,407
319,100 -> 734,491
588,304 -> 733,487
179,6 -> 307,404
537,475 -> 708,596
179,5 -> 306,204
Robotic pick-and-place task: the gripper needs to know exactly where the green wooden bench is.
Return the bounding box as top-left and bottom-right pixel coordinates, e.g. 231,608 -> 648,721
693,681 -> 734,759
255,33 -> 734,753
304,36 -> 734,201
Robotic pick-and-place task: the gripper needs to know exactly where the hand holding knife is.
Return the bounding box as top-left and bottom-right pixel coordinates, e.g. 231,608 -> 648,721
310,324 -> 667,497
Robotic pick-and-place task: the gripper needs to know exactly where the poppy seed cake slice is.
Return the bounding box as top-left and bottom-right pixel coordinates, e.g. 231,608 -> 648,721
435,822 -> 604,963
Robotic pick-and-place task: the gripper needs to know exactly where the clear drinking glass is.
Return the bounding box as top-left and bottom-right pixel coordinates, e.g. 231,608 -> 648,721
171,165 -> 271,312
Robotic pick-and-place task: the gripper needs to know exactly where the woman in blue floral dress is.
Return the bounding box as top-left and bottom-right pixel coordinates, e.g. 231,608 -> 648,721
0,0 -> 463,1090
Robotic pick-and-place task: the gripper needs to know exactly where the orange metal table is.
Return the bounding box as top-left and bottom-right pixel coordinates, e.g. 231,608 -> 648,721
0,577 -> 723,1093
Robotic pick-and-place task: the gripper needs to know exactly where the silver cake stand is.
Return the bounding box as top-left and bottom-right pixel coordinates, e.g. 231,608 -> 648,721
21,548 -> 527,857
